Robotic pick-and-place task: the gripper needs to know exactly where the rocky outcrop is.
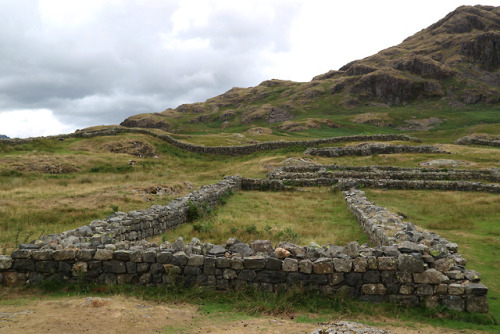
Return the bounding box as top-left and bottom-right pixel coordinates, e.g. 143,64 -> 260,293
120,114 -> 171,131
461,32 -> 500,69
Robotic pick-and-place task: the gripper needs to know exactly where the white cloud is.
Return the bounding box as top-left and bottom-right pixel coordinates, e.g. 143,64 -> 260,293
0,109 -> 76,138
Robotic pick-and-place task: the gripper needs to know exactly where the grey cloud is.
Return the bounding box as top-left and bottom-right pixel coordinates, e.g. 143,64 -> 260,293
0,1 -> 300,131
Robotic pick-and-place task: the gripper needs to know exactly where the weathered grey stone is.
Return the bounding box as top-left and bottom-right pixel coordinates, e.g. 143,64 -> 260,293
238,269 -> 257,281
98,273 -> 117,285
429,244 -> 448,259
415,284 -> 433,295
380,271 -> 394,284
72,262 -> 88,274
424,296 -> 440,309
464,270 -> 481,282
433,258 -> 454,272
216,257 -> 231,269
377,257 -> 397,271
276,242 -> 305,257
266,257 -> 282,271
387,295 -> 419,307
367,257 -> 378,270
126,261 -> 137,273
32,250 -> 52,261
113,250 -> 131,261
465,283 -> 488,296
466,296 -> 489,313
352,257 -> 367,273
172,251 -> 188,266
230,257 -> 244,270
3,272 -> 26,287
13,259 -> 35,271
129,250 -> 142,262
142,251 -> 156,263
282,258 -> 299,272
187,254 -> 204,266
382,246 -> 401,257
157,252 -> 173,264
243,256 -> 266,269
363,271 -> 380,284
28,272 -> 44,286
19,243 -> 40,250
413,268 -> 448,284
257,270 -> 284,284
249,240 -> 273,254
397,241 -> 427,254
77,249 -> 94,261
223,269 -> 237,280
395,271 -> 413,284
333,258 -> 352,272
172,237 -> 185,252
103,260 -> 126,274
441,295 -> 464,311
445,270 -> 464,280
0,255 -> 13,270
117,274 -> 137,284
342,242 -> 360,258
229,243 -> 253,257
183,266 -> 201,276
94,249 -> 114,261
10,250 -> 32,259
400,284 -> 414,294
329,273 -> 344,285
299,259 -> 313,274
448,283 -> 464,295
313,258 -> 334,274
137,262 -> 150,273
208,245 -> 226,256
345,273 -> 362,287
362,283 -> 386,295
397,254 -> 424,273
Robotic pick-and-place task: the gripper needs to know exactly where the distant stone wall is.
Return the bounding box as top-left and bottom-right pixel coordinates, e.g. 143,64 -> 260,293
455,136 -> 500,148
0,173 -> 491,313
305,143 -> 448,157
0,126 -> 421,156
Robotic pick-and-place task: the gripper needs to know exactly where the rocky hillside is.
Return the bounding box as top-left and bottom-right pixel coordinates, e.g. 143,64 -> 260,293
121,5 -> 500,132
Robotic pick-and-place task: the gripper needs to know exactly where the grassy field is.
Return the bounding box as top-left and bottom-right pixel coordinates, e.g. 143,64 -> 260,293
0,120 -> 500,332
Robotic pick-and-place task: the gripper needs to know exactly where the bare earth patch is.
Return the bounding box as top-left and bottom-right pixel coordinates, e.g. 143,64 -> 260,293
0,296 -> 475,334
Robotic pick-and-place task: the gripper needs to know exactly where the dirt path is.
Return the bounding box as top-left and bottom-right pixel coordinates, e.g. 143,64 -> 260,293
0,296 -> 475,334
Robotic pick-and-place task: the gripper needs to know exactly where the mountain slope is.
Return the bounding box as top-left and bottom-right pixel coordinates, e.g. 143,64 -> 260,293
121,5 -> 499,133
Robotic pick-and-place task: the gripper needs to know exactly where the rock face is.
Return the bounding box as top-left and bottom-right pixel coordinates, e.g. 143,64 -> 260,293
120,5 -> 500,131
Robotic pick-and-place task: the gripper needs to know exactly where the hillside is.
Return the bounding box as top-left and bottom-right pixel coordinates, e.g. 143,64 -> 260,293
121,5 -> 500,135
0,135 -> 8,139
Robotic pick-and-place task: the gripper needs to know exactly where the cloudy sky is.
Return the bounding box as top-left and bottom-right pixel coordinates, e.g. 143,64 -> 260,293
0,0 -> 497,138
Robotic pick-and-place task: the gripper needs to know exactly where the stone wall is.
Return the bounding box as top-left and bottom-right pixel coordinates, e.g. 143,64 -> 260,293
0,174 -> 490,313
0,126 -> 421,156
455,136 -> 500,148
305,143 -> 448,157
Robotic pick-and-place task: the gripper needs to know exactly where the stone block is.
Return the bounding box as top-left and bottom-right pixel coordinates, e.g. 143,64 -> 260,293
448,283 -> 465,295
342,242 -> 359,258
94,249 -> 114,261
103,260 -> 126,274
0,255 -> 13,270
172,251 -> 188,266
367,257 -> 378,270
415,284 -> 433,295
345,272 -> 362,287
126,262 -> 137,274
183,266 -> 201,276
10,250 -> 32,259
387,295 -> 419,307
231,257 -> 244,270
53,250 -> 76,261
13,259 -> 35,271
286,272 -> 308,285
237,270 -> 257,282
464,270 -> 481,282
3,272 -> 26,287
310,274 -> 328,286
397,254 -> 424,273
352,257 -> 367,272
249,240 -> 273,254
329,273 -> 344,285
399,284 -> 414,295
142,251 -> 156,263
381,271 -> 394,284
465,283 -> 488,296
436,284 -> 448,295
262,257 -> 280,271
113,250 -> 131,261
424,296 -> 440,309
32,250 -> 53,261
361,283 -> 386,295
386,283 -> 398,295
117,274 -> 138,284
28,272 -> 44,286
313,258 -> 333,274
216,257 -> 231,269
187,255 -> 204,267
129,250 -> 142,262
363,271 -> 381,284
223,269 -> 237,280
413,268 -> 448,284
333,258 -> 352,272
432,258 -> 454,272
299,260 -> 313,274
77,249 -> 94,261
441,295 -> 464,311
378,257 -> 397,271
157,252 -> 173,264
257,270 -> 285,284
395,271 -> 413,284
137,262 -> 150,273
282,258 -> 298,272
230,243 -> 254,257
216,278 -> 229,289
466,296 -> 489,313
72,262 -> 88,274
445,270 -> 464,280
243,256 -> 266,269
98,273 -> 117,285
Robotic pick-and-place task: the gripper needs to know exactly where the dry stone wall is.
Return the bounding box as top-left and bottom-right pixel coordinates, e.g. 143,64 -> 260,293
0,173 -> 491,313
305,143 -> 449,157
0,127 -> 421,156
